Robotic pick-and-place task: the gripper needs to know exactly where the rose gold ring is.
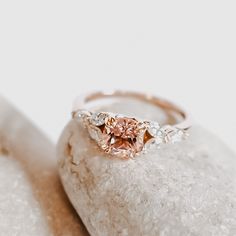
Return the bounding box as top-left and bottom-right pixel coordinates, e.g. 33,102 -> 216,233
72,91 -> 191,159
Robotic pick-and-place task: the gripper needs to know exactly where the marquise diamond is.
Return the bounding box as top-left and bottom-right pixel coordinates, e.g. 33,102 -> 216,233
73,109 -> 91,120
161,126 -> 186,144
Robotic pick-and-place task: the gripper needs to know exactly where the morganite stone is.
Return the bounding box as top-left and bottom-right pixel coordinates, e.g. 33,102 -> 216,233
102,117 -> 145,158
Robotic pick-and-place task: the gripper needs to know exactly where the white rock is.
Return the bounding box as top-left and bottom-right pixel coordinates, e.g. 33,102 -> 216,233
0,97 -> 88,236
58,100 -> 236,236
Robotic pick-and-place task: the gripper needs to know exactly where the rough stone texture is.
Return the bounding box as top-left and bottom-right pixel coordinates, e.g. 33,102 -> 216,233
58,101 -> 236,236
0,97 -> 89,236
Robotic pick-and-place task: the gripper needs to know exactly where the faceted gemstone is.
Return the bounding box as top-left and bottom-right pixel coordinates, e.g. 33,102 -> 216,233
161,126 -> 185,143
90,112 -> 108,126
169,129 -> 185,143
88,126 -> 100,142
106,117 -> 139,139
146,121 -> 160,137
102,117 -> 145,158
144,129 -> 164,151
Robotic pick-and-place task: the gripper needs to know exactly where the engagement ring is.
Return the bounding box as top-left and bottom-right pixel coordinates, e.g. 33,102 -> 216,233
72,91 -> 191,159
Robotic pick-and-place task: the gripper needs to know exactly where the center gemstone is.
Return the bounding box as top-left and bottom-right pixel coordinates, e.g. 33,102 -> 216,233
102,117 -> 145,158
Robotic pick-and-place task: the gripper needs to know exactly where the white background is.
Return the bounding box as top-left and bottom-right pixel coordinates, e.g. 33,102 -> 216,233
0,1 -> 236,151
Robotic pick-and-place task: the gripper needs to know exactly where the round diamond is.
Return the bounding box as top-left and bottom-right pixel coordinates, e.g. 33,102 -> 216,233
170,129 -> 185,143
147,122 -> 160,137
144,129 -> 164,151
155,131 -> 165,144
90,112 -> 109,126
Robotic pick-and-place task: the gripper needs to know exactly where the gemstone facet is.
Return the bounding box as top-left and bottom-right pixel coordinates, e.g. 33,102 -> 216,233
90,112 -> 108,126
102,117 -> 145,158
146,121 -> 160,137
161,126 -> 186,143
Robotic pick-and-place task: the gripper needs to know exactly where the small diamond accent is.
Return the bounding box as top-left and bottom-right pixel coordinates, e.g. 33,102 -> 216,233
144,129 -> 164,151
170,129 -> 185,143
147,122 -> 160,137
88,126 -> 100,142
155,130 -> 165,144
161,126 -> 186,144
74,110 -> 91,120
90,112 -> 109,126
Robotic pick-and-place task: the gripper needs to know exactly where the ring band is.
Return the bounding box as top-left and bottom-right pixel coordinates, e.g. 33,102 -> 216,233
72,91 -> 191,159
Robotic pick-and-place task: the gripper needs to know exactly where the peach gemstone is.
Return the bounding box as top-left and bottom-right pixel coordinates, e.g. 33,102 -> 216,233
103,117 -> 144,158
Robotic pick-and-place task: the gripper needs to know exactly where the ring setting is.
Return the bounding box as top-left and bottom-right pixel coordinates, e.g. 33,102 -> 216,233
72,91 -> 190,159
73,110 -> 188,159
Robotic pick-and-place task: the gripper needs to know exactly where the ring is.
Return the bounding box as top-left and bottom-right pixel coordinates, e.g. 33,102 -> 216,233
72,91 -> 191,159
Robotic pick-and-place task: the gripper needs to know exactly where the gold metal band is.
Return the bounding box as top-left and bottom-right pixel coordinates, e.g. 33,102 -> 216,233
72,91 -> 191,131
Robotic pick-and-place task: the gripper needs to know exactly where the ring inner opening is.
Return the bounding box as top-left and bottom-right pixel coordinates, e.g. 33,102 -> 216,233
83,92 -> 185,126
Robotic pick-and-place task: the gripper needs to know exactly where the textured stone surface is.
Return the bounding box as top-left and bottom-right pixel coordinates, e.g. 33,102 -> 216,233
0,97 -> 88,236
58,101 -> 236,236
